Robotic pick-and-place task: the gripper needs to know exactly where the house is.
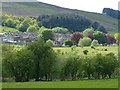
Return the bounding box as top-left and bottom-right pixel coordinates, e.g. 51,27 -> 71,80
53,33 -> 71,46
1,32 -> 38,45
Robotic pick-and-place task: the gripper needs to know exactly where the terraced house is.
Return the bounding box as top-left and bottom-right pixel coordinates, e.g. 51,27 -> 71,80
1,32 -> 38,45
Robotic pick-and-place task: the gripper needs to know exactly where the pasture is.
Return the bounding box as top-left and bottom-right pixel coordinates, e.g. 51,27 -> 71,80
0,27 -> 20,33
53,46 -> 118,56
2,79 -> 118,88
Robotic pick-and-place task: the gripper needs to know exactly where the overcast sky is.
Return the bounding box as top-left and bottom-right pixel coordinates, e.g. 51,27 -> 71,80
38,0 -> 119,13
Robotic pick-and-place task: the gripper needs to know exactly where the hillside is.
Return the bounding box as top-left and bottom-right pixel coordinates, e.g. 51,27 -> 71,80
2,2 -> 118,33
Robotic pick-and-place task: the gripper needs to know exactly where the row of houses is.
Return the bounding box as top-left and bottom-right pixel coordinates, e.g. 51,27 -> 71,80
0,32 -> 71,46
0,32 -> 38,45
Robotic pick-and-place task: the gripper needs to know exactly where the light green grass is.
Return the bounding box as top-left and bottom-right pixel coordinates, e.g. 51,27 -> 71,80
53,46 -> 118,56
0,27 -> 20,33
2,79 -> 118,88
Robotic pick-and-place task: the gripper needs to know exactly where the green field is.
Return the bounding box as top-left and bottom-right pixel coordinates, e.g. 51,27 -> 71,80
0,27 -> 20,33
53,46 -> 118,56
2,79 -> 118,88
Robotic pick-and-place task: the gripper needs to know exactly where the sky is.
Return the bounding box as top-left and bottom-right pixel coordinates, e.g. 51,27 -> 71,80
38,0 -> 119,13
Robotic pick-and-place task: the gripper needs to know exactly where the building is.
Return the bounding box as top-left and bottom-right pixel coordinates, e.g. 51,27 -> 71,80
53,33 -> 71,46
1,32 -> 38,45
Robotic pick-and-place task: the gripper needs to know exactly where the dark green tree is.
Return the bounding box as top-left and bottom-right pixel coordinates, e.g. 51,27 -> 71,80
38,29 -> 54,42
3,47 -> 34,82
93,31 -> 106,44
27,40 -> 56,81
64,39 -> 73,47
5,18 -> 16,28
27,25 -> 38,32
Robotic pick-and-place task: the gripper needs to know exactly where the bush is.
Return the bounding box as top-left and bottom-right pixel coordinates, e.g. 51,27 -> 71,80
5,18 -> 16,28
91,40 -> 99,46
46,39 -> 54,46
79,37 -> 92,46
104,49 -> 108,51
83,50 -> 88,55
27,25 -> 38,32
64,39 -> 73,47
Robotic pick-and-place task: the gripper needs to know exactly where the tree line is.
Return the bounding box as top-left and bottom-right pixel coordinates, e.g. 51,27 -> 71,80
38,14 -> 107,33
2,14 -> 107,33
64,28 -> 118,47
102,8 -> 120,19
2,41 -> 119,82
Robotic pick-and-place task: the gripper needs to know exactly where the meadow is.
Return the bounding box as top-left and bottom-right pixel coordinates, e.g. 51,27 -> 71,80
53,46 -> 118,56
2,78 -> 118,88
0,27 -> 20,33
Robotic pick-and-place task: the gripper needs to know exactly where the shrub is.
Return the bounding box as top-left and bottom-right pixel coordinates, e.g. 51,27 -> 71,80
64,39 -> 73,47
83,50 -> 88,55
91,40 -> 99,46
46,39 -> 54,46
104,49 -> 108,51
79,37 -> 92,46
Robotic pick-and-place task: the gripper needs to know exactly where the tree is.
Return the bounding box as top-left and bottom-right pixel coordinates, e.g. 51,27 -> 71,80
71,32 -> 83,45
94,53 -> 104,79
46,39 -> 54,46
83,28 -> 94,39
93,31 -> 106,44
114,33 -> 120,45
103,8 -> 119,19
52,27 -> 68,34
60,54 -> 80,80
97,26 -> 107,33
5,18 -> 16,28
102,53 -> 117,79
83,57 -> 95,79
18,19 -> 30,32
38,14 -> 92,32
3,47 -> 34,82
27,40 -> 56,81
79,37 -> 92,46
64,39 -> 73,47
91,40 -> 99,46
92,22 -> 107,33
105,34 -> 116,45
38,28 -> 54,42
27,25 -> 38,32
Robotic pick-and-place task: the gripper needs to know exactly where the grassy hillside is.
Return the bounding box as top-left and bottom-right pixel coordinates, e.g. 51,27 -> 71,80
2,2 -> 118,33
0,27 -> 20,33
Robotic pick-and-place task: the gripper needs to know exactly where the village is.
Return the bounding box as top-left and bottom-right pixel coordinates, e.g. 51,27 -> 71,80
0,32 -> 71,46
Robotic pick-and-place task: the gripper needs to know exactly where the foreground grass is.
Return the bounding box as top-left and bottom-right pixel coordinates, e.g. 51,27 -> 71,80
2,79 -> 118,88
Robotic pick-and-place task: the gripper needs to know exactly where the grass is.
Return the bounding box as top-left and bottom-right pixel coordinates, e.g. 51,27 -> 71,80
0,26 -> 20,33
53,46 -> 118,56
2,79 -> 118,88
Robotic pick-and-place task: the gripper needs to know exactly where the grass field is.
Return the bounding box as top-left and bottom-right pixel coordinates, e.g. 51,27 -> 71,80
2,79 -> 118,88
53,46 -> 118,56
0,27 -> 20,33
